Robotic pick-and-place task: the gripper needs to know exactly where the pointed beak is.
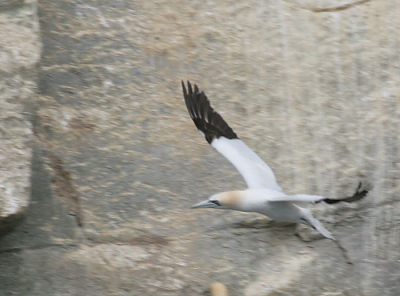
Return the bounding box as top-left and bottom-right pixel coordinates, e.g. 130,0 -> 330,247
191,200 -> 218,209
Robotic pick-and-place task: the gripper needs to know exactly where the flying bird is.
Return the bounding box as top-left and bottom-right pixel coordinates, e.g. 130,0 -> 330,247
182,81 -> 368,240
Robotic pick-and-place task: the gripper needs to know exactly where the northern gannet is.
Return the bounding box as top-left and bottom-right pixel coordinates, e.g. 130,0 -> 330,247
182,81 -> 368,240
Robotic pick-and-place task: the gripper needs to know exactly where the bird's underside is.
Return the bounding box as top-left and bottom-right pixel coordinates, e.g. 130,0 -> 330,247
181,80 -> 369,239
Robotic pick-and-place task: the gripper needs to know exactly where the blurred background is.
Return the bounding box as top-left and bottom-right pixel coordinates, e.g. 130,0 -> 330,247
0,0 -> 399,295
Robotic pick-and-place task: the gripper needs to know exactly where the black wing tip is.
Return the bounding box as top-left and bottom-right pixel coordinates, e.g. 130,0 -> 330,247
181,80 -> 238,143
323,181 -> 370,204
181,80 -> 199,95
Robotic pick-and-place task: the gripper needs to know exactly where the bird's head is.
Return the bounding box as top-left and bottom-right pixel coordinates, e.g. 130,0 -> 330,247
191,191 -> 243,210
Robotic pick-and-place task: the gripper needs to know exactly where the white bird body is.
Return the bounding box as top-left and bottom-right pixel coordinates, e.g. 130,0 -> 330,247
238,192 -> 304,222
209,189 -> 295,215
194,189 -> 335,239
182,81 -> 368,240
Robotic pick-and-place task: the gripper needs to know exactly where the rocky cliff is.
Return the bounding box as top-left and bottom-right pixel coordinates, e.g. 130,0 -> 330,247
1,0 -> 399,295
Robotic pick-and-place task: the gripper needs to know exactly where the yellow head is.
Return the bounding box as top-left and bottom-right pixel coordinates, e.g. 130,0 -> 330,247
191,191 -> 244,210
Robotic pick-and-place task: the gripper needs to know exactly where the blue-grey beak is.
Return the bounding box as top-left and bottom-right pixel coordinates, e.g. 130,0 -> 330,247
191,199 -> 219,209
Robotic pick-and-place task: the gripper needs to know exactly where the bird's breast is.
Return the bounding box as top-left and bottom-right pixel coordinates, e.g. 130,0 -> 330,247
256,202 -> 301,223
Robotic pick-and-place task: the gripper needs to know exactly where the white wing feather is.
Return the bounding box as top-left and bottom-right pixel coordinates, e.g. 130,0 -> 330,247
212,137 -> 282,191
241,189 -> 324,203
264,193 -> 324,203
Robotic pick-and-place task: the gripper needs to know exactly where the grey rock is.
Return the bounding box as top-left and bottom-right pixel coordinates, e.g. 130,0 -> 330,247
0,2 -> 41,74
0,81 -> 32,232
1,0 -> 400,295
0,0 -> 24,11
0,1 -> 39,233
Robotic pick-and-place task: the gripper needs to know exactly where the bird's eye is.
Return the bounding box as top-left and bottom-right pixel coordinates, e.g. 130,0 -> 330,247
210,200 -> 221,206
300,218 -> 308,225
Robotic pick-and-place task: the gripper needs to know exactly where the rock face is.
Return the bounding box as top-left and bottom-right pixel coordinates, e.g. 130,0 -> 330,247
1,0 -> 400,295
0,0 -> 40,233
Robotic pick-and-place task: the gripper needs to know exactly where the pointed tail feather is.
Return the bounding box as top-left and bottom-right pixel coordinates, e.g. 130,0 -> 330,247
309,217 -> 335,240
300,208 -> 335,240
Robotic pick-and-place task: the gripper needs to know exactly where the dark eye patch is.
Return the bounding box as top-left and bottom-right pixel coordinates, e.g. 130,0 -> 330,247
210,200 -> 221,206
300,218 -> 308,224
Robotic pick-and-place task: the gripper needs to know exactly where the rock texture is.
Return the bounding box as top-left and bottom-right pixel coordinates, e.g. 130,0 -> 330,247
1,0 -> 400,295
0,0 -> 40,233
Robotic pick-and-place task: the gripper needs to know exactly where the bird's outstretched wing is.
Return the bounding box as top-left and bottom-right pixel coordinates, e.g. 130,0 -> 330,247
182,81 -> 282,192
258,182 -> 369,204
